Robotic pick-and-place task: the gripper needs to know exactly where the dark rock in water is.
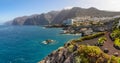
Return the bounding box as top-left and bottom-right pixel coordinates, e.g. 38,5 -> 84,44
42,39 -> 55,44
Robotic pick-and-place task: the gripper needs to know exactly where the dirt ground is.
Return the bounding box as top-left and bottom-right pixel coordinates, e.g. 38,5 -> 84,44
77,32 -> 120,56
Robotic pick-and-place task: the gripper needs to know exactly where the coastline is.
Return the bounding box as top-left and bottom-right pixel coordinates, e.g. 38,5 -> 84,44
39,31 -> 120,63
39,32 -> 105,62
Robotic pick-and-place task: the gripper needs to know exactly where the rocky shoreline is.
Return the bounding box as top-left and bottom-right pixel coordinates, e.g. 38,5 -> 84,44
39,32 -> 120,63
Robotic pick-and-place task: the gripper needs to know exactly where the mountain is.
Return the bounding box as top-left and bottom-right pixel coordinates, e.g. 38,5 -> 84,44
12,16 -> 28,25
4,21 -> 13,25
7,7 -> 120,25
23,11 -> 59,25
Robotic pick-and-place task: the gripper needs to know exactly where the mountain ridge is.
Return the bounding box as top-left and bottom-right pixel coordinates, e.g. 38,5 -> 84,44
6,7 -> 120,25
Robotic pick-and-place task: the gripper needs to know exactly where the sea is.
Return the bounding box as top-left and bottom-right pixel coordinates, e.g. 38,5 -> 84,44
0,25 -> 80,63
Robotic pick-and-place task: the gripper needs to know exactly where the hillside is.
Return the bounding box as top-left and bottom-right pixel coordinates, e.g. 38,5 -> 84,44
39,32 -> 120,63
7,7 -> 120,25
39,18 -> 120,63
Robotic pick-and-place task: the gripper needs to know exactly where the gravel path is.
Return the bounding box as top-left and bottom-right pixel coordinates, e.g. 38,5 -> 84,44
100,32 -> 120,56
77,32 -> 120,56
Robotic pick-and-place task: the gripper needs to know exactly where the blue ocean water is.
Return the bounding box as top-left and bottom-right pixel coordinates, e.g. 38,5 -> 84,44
0,26 -> 80,63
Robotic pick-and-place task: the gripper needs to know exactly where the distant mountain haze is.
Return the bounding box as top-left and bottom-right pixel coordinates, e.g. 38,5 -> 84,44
6,7 -> 120,25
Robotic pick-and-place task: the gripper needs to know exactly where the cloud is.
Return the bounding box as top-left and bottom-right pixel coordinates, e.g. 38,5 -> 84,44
72,0 -> 120,11
63,6 -> 73,9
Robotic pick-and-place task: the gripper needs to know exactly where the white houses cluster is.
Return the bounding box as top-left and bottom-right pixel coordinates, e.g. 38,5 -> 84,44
63,16 -> 115,26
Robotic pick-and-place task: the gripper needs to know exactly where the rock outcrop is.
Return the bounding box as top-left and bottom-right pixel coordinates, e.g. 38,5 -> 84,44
39,43 -> 119,63
39,44 -> 77,63
39,31 -> 120,63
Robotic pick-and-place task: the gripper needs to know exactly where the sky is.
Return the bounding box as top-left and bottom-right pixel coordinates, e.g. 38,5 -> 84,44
1,0 -> 120,23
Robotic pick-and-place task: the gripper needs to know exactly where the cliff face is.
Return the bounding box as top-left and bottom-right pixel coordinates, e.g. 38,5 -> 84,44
7,7 -> 120,25
12,16 -> 28,25
11,11 -> 59,25
39,47 -> 74,63
23,14 -> 48,25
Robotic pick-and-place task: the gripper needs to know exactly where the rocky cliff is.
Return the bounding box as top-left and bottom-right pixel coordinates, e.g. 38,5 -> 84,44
7,7 -> 120,25
39,31 -> 120,63
39,43 -> 119,63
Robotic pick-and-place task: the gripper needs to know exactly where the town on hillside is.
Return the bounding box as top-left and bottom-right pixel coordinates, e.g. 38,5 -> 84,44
45,16 -> 120,36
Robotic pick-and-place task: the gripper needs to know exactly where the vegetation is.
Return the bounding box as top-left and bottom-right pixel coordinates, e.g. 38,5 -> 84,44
97,36 -> 107,46
110,18 -> 120,39
112,18 -> 120,30
71,18 -> 120,63
41,18 -> 120,63
68,44 -> 74,52
114,38 -> 120,48
110,29 -> 120,39
74,56 -> 82,63
70,18 -> 120,63
110,18 -> 120,49
72,32 -> 105,42
74,45 -> 120,63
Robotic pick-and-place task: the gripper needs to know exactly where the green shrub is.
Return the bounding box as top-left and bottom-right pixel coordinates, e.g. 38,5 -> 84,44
111,18 -> 120,39
68,44 -> 74,52
75,54 -> 89,63
114,38 -> 120,47
77,45 -> 102,57
109,56 -> 119,63
97,36 -> 107,46
75,56 -> 82,63
74,45 -> 120,63
111,29 -> 120,39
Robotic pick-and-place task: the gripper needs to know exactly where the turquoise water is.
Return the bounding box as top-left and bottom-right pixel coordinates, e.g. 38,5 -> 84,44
0,26 -> 80,63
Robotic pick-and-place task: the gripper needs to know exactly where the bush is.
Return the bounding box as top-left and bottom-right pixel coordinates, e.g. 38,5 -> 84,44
114,38 -> 120,49
68,44 -> 75,52
97,36 -> 107,46
77,45 -> 102,57
110,29 -> 120,39
74,45 -> 120,63
75,56 -> 82,63
109,56 -> 120,63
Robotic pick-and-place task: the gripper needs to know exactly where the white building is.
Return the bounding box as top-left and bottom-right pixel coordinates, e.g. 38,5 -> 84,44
63,19 -> 74,25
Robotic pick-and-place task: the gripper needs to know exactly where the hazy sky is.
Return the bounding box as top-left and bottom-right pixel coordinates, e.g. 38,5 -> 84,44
1,0 -> 120,23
